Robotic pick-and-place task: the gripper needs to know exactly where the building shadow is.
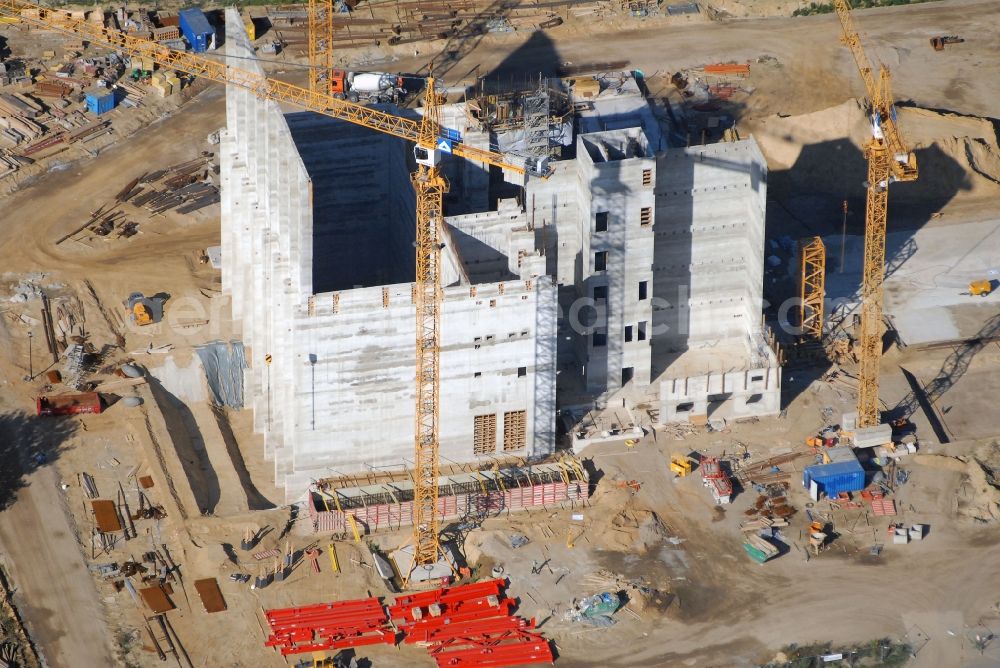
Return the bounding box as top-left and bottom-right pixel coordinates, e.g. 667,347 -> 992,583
147,377 -> 221,515
286,110 -> 415,292
0,410 -> 77,511
765,137 -> 972,411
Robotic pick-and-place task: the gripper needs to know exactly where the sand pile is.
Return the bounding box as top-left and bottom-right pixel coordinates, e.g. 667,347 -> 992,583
586,481 -> 670,553
913,451 -> 1000,522
751,100 -> 1000,200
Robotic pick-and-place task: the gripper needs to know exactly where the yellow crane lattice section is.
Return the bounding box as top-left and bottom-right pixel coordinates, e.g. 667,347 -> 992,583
799,237 -> 826,340
307,0 -> 335,93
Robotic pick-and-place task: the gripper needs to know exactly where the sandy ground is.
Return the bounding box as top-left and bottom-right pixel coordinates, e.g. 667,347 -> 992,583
0,464 -> 115,667
378,0 -> 1000,121
0,1 -> 998,666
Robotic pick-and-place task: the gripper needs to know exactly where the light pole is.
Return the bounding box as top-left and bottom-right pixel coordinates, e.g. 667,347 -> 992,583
308,354 -> 317,430
26,331 -> 33,381
840,199 -> 848,274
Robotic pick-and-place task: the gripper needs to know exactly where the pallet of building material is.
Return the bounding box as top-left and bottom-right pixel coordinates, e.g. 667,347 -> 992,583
130,189 -> 162,207
701,63 -> 750,76
33,80 -> 74,98
67,121 -> 111,144
871,498 -> 896,516
253,548 -> 281,561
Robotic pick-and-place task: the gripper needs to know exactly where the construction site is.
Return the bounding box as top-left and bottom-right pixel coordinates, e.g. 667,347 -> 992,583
0,0 -> 999,666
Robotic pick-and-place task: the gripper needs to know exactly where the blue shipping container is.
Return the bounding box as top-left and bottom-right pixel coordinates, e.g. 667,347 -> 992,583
802,459 -> 865,498
179,8 -> 215,53
85,88 -> 116,115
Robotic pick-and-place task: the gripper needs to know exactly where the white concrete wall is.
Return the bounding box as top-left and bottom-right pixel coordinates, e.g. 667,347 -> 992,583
660,364 -> 781,422
280,278 -> 557,497
576,129 -> 656,393
652,140 -> 768,350
220,11 -> 556,501
651,138 -> 779,422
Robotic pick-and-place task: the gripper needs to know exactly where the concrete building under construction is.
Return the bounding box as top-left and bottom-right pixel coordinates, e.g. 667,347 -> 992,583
220,11 -> 780,502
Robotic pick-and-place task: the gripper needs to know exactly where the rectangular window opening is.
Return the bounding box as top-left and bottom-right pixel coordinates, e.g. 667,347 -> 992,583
625,325 -> 633,343
640,207 -> 652,226
517,366 -> 527,377
594,251 -> 608,272
638,321 -> 647,341
503,410 -> 527,451
642,169 -> 652,186
593,285 -> 608,301
473,414 -> 497,455
622,367 -> 634,385
593,332 -> 607,347
638,281 -> 648,301
595,211 -> 609,232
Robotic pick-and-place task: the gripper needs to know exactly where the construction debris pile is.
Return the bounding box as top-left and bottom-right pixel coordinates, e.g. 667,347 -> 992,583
264,578 -> 553,667
0,14 -> 197,180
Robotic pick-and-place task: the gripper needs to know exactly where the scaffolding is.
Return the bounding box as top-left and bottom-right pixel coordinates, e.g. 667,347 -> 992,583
522,79 -> 550,159
464,77 -> 571,157
309,456 -> 589,535
799,236 -> 826,340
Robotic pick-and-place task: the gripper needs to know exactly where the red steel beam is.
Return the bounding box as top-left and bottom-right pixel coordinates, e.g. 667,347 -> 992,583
398,600 -> 515,633
390,579 -> 505,611
431,637 -> 554,667
406,616 -> 534,644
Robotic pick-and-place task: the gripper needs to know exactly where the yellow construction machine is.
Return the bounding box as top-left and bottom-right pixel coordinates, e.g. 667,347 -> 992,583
126,292 -> 162,326
669,453 -> 694,477
968,280 -> 993,297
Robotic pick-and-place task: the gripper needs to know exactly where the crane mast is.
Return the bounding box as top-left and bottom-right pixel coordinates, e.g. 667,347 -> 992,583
307,0 -> 335,94
408,80 -> 448,581
834,0 -> 918,428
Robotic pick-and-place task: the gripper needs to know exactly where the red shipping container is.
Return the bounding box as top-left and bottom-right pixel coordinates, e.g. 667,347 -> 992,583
36,392 -> 102,416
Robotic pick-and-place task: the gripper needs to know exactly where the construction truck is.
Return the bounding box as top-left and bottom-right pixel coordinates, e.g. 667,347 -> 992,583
330,70 -> 406,104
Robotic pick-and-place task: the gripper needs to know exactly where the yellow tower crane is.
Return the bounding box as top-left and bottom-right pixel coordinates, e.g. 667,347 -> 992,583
408,79 -> 449,581
0,1 -> 530,584
834,0 -> 918,428
307,0 -> 335,93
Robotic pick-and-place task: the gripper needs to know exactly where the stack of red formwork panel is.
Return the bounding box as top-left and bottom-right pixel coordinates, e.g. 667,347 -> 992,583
390,579 -> 554,667
264,597 -> 395,656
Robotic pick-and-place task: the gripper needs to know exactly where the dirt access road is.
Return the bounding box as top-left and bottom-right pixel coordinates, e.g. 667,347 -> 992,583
387,0 -> 1000,122
0,450 -> 114,667
0,86 -> 226,668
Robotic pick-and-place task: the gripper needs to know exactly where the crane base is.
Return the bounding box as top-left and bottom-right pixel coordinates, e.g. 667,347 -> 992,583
391,543 -> 457,586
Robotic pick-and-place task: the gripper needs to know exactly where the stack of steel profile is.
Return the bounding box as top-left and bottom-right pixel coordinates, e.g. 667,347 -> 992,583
264,579 -> 553,666
390,579 -> 554,667
263,597 -> 395,655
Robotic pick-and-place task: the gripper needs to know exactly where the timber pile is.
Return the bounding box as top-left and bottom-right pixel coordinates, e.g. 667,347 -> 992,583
59,156 -> 219,245
740,516 -> 789,532
123,155 -> 219,215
